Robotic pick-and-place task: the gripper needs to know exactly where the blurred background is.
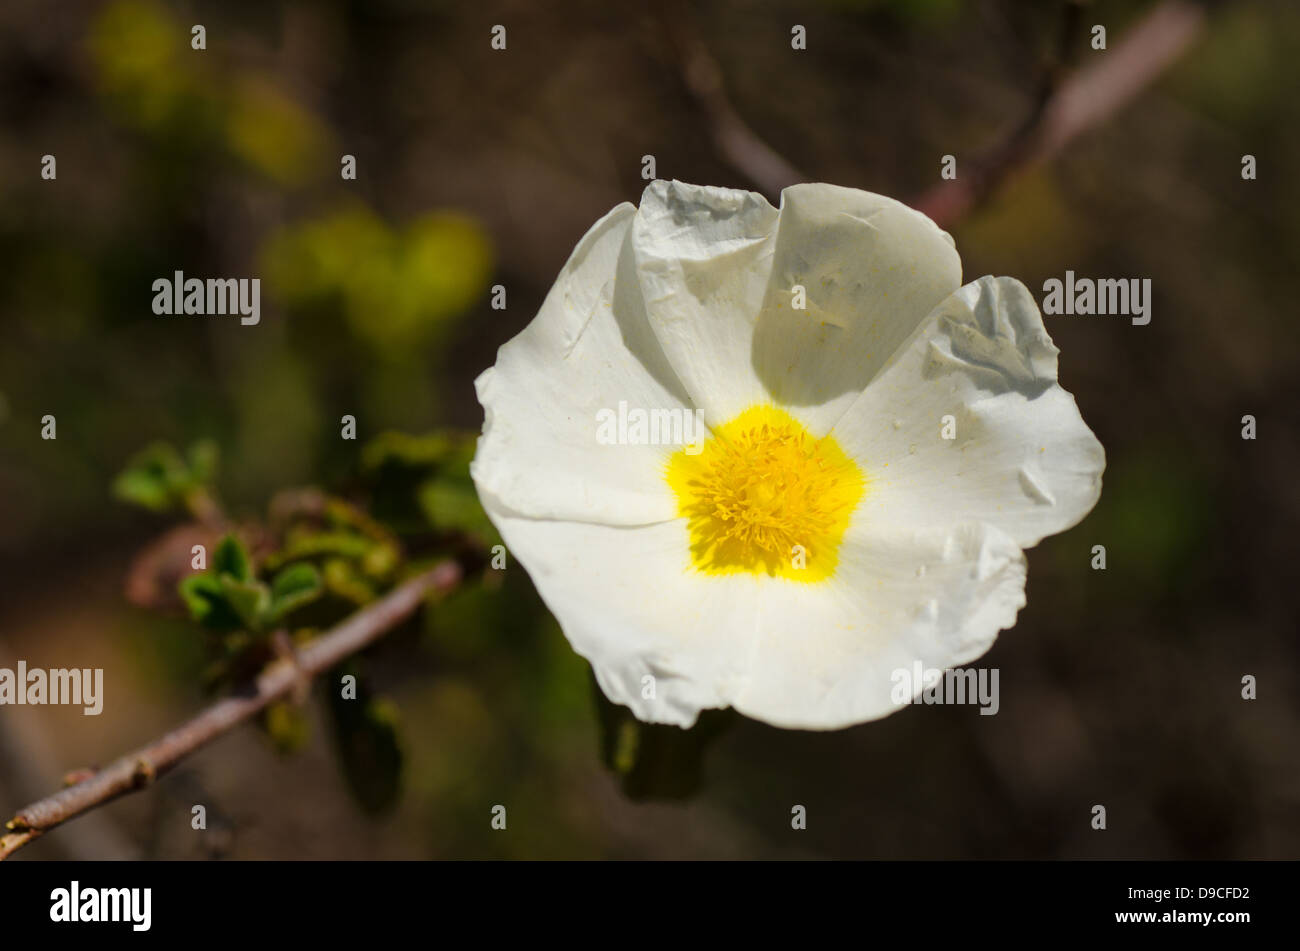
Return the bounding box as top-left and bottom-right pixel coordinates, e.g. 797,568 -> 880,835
0,0 -> 1296,859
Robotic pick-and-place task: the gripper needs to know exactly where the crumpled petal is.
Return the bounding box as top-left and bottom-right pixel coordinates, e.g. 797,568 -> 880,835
751,182 -> 963,432
631,180 -> 780,426
832,275 -> 1106,548
632,180 -> 962,433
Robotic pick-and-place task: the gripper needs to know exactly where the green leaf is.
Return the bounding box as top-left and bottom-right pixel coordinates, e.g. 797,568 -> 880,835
178,572 -> 241,629
322,558 -> 377,605
112,467 -> 173,512
327,666 -> 404,815
323,498 -> 399,546
218,575 -> 271,631
359,430 -> 481,532
267,563 -> 324,621
178,535 -> 264,631
272,529 -> 373,564
212,534 -> 253,583
417,476 -> 496,539
112,442 -> 191,512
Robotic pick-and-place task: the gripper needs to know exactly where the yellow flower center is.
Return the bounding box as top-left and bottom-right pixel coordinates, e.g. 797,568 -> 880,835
666,405 -> 866,582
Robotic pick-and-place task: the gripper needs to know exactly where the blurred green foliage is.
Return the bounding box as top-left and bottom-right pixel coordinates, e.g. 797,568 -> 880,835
179,535 -> 325,633
0,0 -> 498,558
262,206 -> 493,358
361,430 -> 497,541
226,77 -> 332,185
111,425 -> 506,815
112,440 -> 219,514
90,0 -> 331,185
89,0 -> 202,127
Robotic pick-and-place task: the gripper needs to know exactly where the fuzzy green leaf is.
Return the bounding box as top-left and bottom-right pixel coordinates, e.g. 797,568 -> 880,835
267,562 -> 324,621
219,575 -> 271,631
178,573 -> 243,630
112,442 -> 190,512
212,534 -> 253,583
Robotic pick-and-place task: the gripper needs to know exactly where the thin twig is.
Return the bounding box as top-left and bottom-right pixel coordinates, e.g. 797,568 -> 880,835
912,0 -> 1208,229
0,560 -> 464,861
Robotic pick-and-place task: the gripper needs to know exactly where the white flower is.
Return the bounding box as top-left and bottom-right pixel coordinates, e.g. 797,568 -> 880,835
471,180 -> 1104,730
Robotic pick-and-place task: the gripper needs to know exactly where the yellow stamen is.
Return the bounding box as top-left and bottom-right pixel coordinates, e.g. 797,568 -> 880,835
666,405 -> 866,582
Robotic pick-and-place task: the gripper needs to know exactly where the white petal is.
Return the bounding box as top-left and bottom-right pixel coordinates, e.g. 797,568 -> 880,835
631,180 -> 780,425
631,180 -> 962,431
486,498 -> 1026,730
732,522 -> 1026,729
832,275 -> 1105,548
472,203 -> 692,526
752,183 -> 962,432
483,509 -> 762,727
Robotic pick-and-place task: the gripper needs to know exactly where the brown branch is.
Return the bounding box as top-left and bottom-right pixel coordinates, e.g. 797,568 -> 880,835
0,560 -> 464,861
912,0 -> 1208,229
658,0 -> 805,198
